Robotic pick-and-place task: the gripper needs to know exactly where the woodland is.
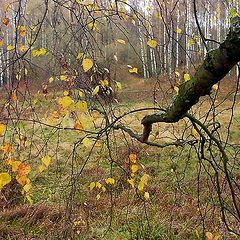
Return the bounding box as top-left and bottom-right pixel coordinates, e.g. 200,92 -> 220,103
0,0 -> 240,239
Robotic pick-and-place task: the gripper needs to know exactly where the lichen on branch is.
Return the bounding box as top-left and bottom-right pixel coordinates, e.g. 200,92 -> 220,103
141,16 -> 240,142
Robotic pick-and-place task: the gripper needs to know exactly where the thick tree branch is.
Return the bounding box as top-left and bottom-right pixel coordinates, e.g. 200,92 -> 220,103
141,16 -> 240,141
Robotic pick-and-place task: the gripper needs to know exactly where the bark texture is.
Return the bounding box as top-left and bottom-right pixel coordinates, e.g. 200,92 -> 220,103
141,16 -> 240,141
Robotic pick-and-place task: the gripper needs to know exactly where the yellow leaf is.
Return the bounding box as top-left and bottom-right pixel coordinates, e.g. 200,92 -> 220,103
60,75 -> 68,81
19,44 -> 28,52
105,177 -> 115,185
96,194 -> 101,200
39,164 -> 46,173
140,174 -> 150,184
82,137 -> 91,148
7,44 -> 15,51
138,181 -> 145,191
96,181 -> 102,188
116,81 -> 122,90
176,27 -> 182,34
213,234 -> 221,240
16,175 -> 30,185
92,85 -> 100,96
82,58 -> 93,72
26,195 -> 33,205
61,96 -> 73,108
23,183 -> 32,193
11,161 -> 21,172
129,153 -> 137,163
49,77 -> 54,83
19,25 -> 26,37
89,181 -> 95,191
116,39 -> 126,44
188,39 -> 195,46
39,48 -> 47,55
1,143 -> 13,154
76,52 -> 83,60
147,39 -> 158,48
192,127 -> 200,140
129,68 -> 138,74
0,172 -> 11,189
144,191 -> 150,200
0,123 -> 6,136
206,232 -> 213,240
175,71 -> 180,77
32,49 -> 40,57
42,155 -> 52,167
131,164 -> 139,173
100,79 -> 109,87
127,179 -> 135,188
212,84 -> 218,91
0,39 -> 4,47
76,101 -> 88,113
174,86 -> 179,93
102,186 -> 106,192
184,73 -> 190,81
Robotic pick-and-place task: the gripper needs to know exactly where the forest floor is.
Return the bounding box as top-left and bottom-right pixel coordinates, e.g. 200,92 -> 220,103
0,71 -> 240,239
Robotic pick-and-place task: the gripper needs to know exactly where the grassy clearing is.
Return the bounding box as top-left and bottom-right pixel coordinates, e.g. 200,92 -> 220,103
1,77 -> 240,239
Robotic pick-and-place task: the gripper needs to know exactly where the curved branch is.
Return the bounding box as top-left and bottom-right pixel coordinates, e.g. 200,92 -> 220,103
141,16 -> 240,141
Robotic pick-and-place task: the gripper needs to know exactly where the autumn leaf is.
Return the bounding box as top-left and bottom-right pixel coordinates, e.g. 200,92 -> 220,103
19,25 -> 26,37
16,175 -> 30,185
61,96 -> 73,108
0,39 -> 4,47
11,90 -> 17,101
1,143 -> 13,154
2,17 -> 10,26
176,27 -> 182,34
74,122 -> 83,131
76,101 -> 88,113
105,177 -> 115,185
188,39 -> 195,47
0,172 -> 11,189
82,58 -> 93,72
192,127 -> 200,140
184,73 -> 190,81
138,181 -> 145,191
82,137 -> 91,148
92,85 -> 100,96
144,191 -> 150,200
18,163 -> 31,177
129,68 -> 138,74
42,155 -> 52,167
23,183 -> 32,193
127,179 -> 135,188
96,181 -> 102,188
212,84 -> 218,91
147,39 -> 158,48
96,194 -> 101,200
116,39 -> 126,44
7,44 -> 15,51
89,182 -> 95,191
0,123 -> 6,136
39,164 -> 46,173
140,174 -> 150,184
131,164 -> 139,173
116,81 -> 122,90
11,160 -> 21,172
129,153 -> 137,163
206,232 -> 213,240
